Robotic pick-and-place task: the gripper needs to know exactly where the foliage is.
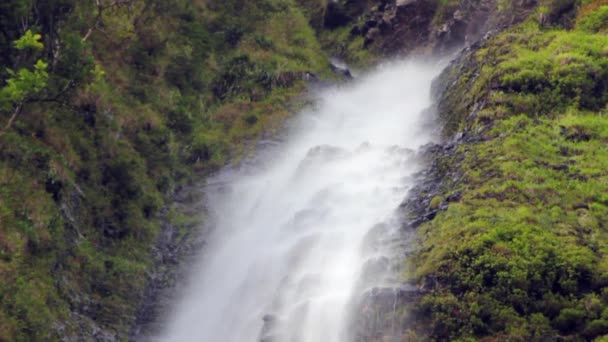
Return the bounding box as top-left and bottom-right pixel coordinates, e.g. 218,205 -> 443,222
0,60 -> 48,105
0,31 -> 48,114
13,30 -> 43,50
0,0 -> 330,339
411,113 -> 608,340
408,5 -> 608,340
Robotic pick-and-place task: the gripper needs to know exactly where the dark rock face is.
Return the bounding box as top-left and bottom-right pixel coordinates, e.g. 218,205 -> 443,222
324,0 -> 381,29
348,0 -> 437,54
434,10 -> 469,53
431,0 -> 495,54
50,187 -> 125,341
360,256 -> 390,283
399,140 -> 466,230
431,34 -> 497,137
351,285 -> 422,342
324,0 -> 542,59
385,0 -> 437,53
130,186 -> 207,341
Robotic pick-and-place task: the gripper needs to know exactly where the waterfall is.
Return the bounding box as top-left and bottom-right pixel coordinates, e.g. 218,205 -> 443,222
158,59 -> 443,342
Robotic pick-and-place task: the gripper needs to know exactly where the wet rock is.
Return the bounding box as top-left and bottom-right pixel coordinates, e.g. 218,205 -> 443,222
303,145 -> 348,163
349,25 -> 362,36
285,234 -> 321,268
434,15 -> 468,53
330,59 -> 353,79
399,138 -> 466,231
379,10 -> 396,30
285,208 -> 329,232
130,185 -> 206,340
362,222 -> 390,253
377,0 -> 436,53
91,328 -> 117,342
396,0 -> 416,5
259,318 -> 287,342
294,145 -> 348,177
351,286 -> 422,342
360,256 -> 390,285
349,0 -> 538,56
363,18 -> 378,32
261,313 -> 280,337
364,27 -> 381,47
386,145 -> 415,158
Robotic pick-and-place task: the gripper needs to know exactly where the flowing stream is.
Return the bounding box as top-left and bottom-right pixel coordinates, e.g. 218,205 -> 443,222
158,60 -> 442,342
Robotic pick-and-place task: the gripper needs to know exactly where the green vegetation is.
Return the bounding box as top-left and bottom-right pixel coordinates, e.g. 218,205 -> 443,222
412,113 -> 608,340
407,1 -> 608,340
0,0 -> 329,339
577,0 -> 608,32
2,0 -> 607,340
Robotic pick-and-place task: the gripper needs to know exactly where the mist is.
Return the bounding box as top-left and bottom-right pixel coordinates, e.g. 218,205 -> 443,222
158,59 -> 443,342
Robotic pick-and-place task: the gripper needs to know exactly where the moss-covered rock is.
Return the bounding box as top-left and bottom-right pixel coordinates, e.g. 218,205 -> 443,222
403,2 -> 608,340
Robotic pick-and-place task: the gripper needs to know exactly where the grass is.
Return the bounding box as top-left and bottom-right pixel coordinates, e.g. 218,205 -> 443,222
405,2 -> 608,340
411,113 -> 608,339
0,0 -> 331,339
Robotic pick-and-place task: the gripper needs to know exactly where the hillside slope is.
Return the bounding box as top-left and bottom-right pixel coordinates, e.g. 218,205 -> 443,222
405,0 -> 608,340
0,0 -> 329,340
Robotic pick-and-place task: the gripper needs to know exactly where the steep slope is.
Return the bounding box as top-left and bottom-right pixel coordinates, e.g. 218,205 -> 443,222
404,1 -> 608,340
0,0 -> 329,340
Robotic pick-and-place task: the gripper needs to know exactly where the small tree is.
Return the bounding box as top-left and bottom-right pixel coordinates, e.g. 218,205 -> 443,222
0,30 -> 48,136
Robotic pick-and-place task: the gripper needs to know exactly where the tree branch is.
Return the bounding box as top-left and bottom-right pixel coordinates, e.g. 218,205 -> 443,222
0,103 -> 24,137
82,0 -> 103,42
82,0 -> 133,42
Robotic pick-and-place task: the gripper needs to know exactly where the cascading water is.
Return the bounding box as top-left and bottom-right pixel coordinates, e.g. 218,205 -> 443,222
158,60 -> 442,342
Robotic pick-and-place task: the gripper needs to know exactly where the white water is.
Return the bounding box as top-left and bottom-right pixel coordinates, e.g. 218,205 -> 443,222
159,60 -> 442,342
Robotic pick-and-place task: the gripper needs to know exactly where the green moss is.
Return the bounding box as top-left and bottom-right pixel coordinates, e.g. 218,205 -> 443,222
0,0 -> 331,339
412,111 -> 608,339
437,16 -> 608,137
317,25 -> 377,67
409,6 -> 608,340
429,196 -> 445,210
